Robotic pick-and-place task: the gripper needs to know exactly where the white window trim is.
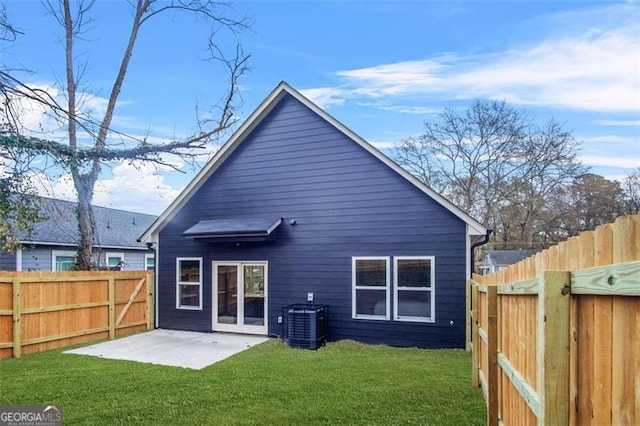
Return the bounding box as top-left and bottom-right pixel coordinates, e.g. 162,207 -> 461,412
145,253 -> 155,271
394,256 -> 435,323
352,256 -> 390,321
106,252 -> 125,269
16,247 -> 22,272
51,250 -> 77,271
176,257 -> 203,310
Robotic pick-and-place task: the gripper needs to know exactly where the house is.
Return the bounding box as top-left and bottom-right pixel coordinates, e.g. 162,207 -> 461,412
480,249 -> 539,275
140,82 -> 488,349
0,196 -> 157,271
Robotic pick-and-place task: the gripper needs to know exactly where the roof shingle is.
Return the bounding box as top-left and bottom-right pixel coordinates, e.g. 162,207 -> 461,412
21,197 -> 157,250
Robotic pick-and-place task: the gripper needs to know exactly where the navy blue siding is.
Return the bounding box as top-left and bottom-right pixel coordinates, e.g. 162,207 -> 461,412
158,94 -> 469,348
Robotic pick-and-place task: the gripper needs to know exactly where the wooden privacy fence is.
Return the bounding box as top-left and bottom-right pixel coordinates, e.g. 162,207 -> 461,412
0,270 -> 154,358
468,214 -> 639,426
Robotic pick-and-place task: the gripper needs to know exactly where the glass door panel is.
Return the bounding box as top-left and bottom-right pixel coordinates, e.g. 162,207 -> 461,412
214,262 -> 267,334
217,265 -> 238,325
243,265 -> 265,326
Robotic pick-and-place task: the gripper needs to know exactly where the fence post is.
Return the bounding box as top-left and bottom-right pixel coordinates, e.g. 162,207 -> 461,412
487,285 -> 498,426
466,279 -> 471,351
108,277 -> 115,339
12,279 -> 21,358
471,281 -> 479,387
538,271 -> 571,426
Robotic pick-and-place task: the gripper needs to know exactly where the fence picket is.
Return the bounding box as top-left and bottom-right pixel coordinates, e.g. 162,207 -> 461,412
12,279 -> 21,358
470,213 -> 639,426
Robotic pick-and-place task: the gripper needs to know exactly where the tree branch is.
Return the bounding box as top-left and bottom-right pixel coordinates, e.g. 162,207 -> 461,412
0,133 -> 212,164
0,3 -> 22,41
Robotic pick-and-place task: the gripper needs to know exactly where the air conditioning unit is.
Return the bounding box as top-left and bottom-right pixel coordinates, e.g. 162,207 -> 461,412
283,304 -> 328,350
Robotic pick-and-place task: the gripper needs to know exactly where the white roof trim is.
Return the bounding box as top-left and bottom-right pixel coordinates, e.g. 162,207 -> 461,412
20,240 -> 151,251
140,81 -> 487,242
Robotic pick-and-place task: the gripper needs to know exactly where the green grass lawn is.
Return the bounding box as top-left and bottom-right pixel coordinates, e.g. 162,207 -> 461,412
0,339 -> 486,425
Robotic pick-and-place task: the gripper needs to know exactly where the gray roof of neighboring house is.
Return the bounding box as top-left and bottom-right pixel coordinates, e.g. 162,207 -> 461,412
485,249 -> 539,267
21,197 -> 157,250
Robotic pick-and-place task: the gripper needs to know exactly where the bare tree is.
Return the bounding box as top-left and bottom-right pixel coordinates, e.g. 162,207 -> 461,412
394,99 -> 586,247
0,3 -> 20,41
552,173 -> 628,236
623,167 -> 640,214
0,0 -> 249,269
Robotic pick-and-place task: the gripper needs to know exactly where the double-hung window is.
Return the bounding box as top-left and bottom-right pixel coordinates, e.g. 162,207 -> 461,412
353,256 -> 436,322
394,256 -> 435,322
145,254 -> 155,271
52,250 -> 76,271
352,257 -> 390,320
176,257 -> 202,310
106,252 -> 124,270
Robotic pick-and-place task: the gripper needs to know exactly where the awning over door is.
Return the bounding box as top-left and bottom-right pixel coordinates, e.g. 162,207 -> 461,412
182,217 -> 282,241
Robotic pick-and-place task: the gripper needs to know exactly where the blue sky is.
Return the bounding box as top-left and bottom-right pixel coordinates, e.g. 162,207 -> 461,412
1,0 -> 639,214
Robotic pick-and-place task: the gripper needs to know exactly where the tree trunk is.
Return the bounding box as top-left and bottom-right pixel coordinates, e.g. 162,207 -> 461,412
73,174 -> 96,269
75,194 -> 94,269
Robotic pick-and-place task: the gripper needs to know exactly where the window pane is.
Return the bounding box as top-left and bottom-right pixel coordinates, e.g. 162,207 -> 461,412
55,256 -> 75,271
179,260 -> 200,283
398,290 -> 431,318
146,257 -> 155,271
217,266 -> 237,324
243,266 -> 264,296
397,258 -> 431,288
355,289 -> 386,316
244,265 -> 265,326
108,256 -> 123,267
179,284 -> 200,307
356,259 -> 387,287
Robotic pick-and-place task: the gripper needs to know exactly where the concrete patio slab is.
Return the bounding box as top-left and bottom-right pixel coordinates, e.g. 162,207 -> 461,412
64,329 -> 269,370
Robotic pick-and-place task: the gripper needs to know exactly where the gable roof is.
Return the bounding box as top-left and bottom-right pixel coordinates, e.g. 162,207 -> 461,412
21,196 -> 157,250
139,81 -> 487,243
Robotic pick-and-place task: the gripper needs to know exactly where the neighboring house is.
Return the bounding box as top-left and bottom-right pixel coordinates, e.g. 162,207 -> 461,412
480,249 -> 539,275
140,82 -> 488,349
0,196 -> 157,271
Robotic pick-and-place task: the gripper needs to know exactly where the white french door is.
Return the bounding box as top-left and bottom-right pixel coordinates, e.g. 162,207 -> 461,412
213,262 -> 268,335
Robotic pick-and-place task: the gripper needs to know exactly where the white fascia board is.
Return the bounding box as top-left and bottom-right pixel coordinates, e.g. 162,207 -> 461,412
21,240 -> 151,251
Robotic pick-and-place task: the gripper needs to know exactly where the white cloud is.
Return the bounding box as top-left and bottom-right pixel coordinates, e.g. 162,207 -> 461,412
357,102 -> 438,115
369,140 -> 401,150
595,120 -> 640,127
300,87 -> 348,108
579,135 -> 640,145
453,26 -> 639,112
579,155 -> 640,169
606,174 -> 634,183
1,82 -> 174,145
31,160 -> 182,215
304,4 -> 639,114
2,83 -> 66,135
92,162 -> 180,214
27,171 -> 76,202
337,57 -> 450,97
